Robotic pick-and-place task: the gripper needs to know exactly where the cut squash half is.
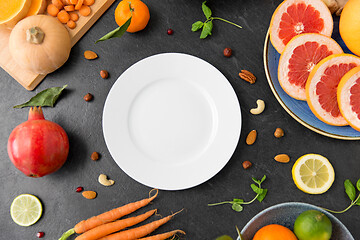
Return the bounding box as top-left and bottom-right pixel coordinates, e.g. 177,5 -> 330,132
0,0 -> 32,28
27,0 -> 47,16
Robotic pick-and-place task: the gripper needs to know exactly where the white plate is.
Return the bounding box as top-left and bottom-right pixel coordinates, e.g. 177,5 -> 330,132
103,53 -> 241,190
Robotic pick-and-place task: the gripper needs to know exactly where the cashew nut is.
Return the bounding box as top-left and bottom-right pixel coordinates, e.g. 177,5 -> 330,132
250,99 -> 265,115
98,174 -> 115,186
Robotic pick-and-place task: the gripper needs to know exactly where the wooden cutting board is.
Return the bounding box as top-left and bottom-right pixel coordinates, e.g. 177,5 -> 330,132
0,0 -> 115,91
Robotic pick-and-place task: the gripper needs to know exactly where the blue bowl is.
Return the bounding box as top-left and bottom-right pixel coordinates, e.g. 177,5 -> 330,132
239,202 -> 354,240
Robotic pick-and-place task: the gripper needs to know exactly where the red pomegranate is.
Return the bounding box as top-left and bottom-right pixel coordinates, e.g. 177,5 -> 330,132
7,107 -> 69,177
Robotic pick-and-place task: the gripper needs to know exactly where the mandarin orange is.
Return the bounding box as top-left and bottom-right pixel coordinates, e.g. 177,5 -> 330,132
253,224 -> 297,240
115,0 -> 150,33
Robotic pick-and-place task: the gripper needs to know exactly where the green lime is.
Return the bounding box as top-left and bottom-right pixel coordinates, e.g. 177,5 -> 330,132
10,194 -> 43,226
294,210 -> 332,240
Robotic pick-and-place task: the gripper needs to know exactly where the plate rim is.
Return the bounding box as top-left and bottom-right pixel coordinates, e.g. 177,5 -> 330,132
263,29 -> 360,140
102,52 -> 242,190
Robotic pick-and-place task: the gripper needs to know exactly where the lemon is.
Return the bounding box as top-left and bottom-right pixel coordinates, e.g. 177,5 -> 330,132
292,154 -> 335,194
10,194 -> 43,226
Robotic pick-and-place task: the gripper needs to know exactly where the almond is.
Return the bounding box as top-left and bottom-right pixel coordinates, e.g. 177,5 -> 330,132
246,130 -> 257,145
84,50 -> 98,60
274,154 -> 290,163
82,190 -> 97,199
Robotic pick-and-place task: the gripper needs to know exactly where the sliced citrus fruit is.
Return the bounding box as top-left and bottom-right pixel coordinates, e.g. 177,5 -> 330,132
26,0 -> 47,17
278,33 -> 343,100
10,194 -> 43,227
338,66 -> 360,131
306,54 -> 360,126
292,154 -> 335,194
269,0 -> 333,53
0,0 -> 32,28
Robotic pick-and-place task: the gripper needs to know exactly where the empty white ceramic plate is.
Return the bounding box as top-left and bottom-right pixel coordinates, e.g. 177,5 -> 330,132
103,53 -> 241,190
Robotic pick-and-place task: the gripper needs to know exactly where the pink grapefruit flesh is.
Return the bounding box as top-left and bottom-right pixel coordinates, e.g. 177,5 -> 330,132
270,0 -> 333,53
278,33 -> 343,101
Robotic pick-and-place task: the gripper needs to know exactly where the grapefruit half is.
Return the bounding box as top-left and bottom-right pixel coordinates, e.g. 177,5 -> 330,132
306,54 -> 360,126
278,33 -> 343,101
269,0 -> 333,53
338,66 -> 360,131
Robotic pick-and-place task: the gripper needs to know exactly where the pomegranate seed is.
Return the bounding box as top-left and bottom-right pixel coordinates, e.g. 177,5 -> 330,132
36,232 -> 45,238
76,186 -> 84,192
167,28 -> 173,35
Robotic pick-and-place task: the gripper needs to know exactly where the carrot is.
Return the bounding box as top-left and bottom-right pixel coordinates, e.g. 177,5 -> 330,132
79,5 -> 91,16
70,0 -> 78,4
67,20 -> 76,29
57,10 -> 70,23
62,0 -> 72,5
98,209 -> 183,240
137,230 -> 186,240
47,4 -> 60,17
84,0 -> 95,6
52,0 -> 64,9
70,12 -> 79,21
75,209 -> 157,240
75,0 -> 84,10
64,5 -> 75,11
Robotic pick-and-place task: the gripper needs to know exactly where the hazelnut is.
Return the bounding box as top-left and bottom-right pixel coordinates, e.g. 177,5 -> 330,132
100,70 -> 109,79
84,93 -> 93,102
223,47 -> 232,57
274,128 -> 284,138
242,160 -> 252,169
91,151 -> 99,161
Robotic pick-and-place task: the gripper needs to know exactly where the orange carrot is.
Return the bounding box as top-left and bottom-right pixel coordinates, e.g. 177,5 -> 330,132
70,12 -> 79,21
74,189 -> 158,234
57,10 -> 70,23
98,210 -> 183,240
70,0 -> 78,4
79,5 -> 91,16
137,230 -> 186,240
84,0 -> 95,6
52,0 -> 64,9
64,5 -> 75,11
75,0 -> 83,10
75,209 -> 157,240
47,4 -> 60,16
62,0 -> 72,5
67,20 -> 76,29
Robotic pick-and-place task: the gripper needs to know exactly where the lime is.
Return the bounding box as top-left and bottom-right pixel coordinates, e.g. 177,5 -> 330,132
292,153 -> 335,194
294,210 -> 332,240
10,194 -> 43,226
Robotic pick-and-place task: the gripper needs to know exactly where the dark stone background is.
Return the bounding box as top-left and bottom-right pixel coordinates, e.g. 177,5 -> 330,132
1,0 -> 359,239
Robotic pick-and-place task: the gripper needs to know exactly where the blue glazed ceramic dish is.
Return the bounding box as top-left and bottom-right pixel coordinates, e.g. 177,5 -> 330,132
239,202 -> 354,240
264,18 -> 360,140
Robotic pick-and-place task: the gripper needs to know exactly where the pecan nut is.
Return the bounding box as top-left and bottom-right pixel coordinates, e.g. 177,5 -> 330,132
239,70 -> 256,84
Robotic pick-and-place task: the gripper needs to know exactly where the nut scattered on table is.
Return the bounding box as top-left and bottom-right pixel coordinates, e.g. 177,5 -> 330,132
274,154 -> 290,163
91,151 -> 99,161
239,69 -> 256,84
100,70 -> 109,79
246,130 -> 257,145
242,160 -> 252,169
84,50 -> 98,60
274,128 -> 284,138
84,93 -> 93,102
98,174 -> 115,186
82,190 -> 97,199
223,47 -> 232,57
250,99 -> 265,115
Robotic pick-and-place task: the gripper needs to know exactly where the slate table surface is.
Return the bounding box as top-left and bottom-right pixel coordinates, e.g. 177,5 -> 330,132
1,0 -> 359,239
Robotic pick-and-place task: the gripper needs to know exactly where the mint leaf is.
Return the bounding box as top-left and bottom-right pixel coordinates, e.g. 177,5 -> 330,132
233,199 -> 244,203
261,175 -> 267,184
216,235 -> 233,240
257,188 -> 267,202
252,177 -> 261,185
344,179 -> 356,201
357,179 -> 360,191
251,184 -> 263,195
96,17 -> 132,43
200,21 -> 213,39
191,21 -> 204,31
356,196 -> 360,206
232,203 -> 243,212
202,1 -> 212,18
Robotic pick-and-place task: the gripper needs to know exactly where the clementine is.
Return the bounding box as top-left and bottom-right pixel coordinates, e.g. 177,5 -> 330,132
253,224 -> 297,240
115,0 -> 150,33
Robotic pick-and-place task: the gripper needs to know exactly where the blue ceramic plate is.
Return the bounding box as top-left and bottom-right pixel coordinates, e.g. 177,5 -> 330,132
264,18 -> 360,140
239,202 -> 354,240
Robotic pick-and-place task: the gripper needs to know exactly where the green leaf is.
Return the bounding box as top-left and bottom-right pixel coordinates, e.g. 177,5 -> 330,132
357,179 -> 360,191
356,195 -> 360,205
261,175 -> 267,184
202,1 -> 212,18
216,235 -> 233,240
233,198 -> 244,203
251,184 -> 263,195
200,20 -> 213,39
192,21 -> 204,31
96,17 -> 132,43
232,203 -> 243,212
344,179 -> 356,201
252,177 -> 261,185
14,85 -> 67,108
257,188 -> 267,202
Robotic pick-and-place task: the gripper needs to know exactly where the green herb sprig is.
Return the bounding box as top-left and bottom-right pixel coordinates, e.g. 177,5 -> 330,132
321,178 -> 360,214
208,175 -> 267,212
216,226 -> 244,240
192,1 -> 242,39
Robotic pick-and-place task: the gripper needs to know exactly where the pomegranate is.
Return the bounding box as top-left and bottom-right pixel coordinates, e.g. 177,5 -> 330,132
7,107 -> 69,177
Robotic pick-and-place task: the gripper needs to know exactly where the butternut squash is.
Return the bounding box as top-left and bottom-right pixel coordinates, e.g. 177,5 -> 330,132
27,0 -> 47,16
0,0 -> 32,28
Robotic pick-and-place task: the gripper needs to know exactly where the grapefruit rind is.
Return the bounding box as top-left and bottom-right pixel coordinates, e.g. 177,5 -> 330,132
338,66 -> 360,131
278,33 -> 343,101
269,0 -> 333,54
306,54 -> 360,126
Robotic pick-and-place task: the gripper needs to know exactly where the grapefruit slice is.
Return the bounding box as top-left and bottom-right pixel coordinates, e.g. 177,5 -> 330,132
306,54 -> 360,126
269,0 -> 333,53
278,33 -> 343,100
338,66 -> 360,131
